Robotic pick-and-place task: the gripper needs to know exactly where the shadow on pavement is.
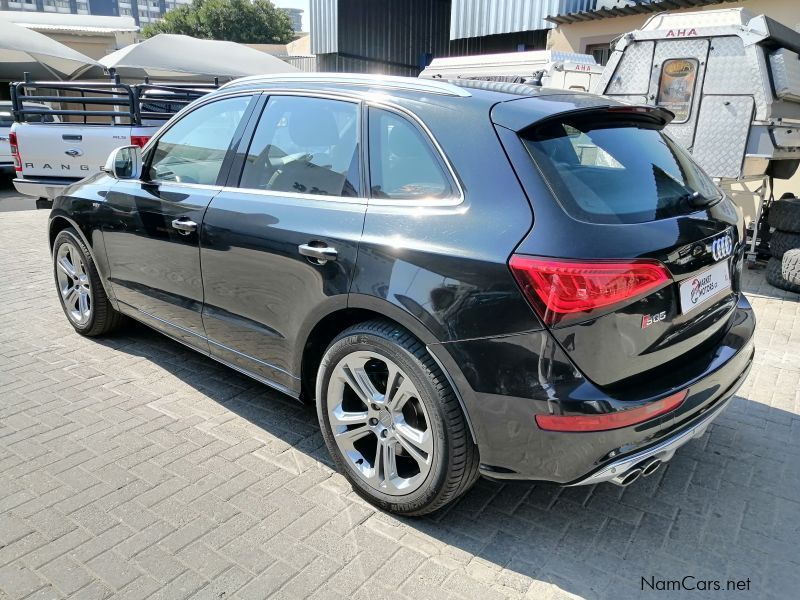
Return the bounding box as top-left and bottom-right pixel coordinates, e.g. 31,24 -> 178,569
0,176 -> 38,212
93,300 -> 799,599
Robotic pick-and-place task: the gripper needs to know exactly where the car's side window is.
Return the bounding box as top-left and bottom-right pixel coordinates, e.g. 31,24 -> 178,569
239,96 -> 360,197
146,96 -> 250,186
367,108 -> 453,200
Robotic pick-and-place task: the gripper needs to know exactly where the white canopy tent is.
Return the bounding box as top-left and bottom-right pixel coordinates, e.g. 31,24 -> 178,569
0,17 -> 104,81
99,34 -> 299,82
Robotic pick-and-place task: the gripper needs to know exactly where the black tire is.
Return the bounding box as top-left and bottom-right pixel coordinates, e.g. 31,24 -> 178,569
766,256 -> 800,294
316,319 -> 479,516
53,228 -> 126,336
769,230 -> 800,259
782,249 -> 800,287
768,197 -> 800,233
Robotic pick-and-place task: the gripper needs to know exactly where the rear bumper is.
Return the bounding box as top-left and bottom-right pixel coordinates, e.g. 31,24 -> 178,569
438,294 -> 755,484
13,176 -> 78,199
570,388 -> 735,486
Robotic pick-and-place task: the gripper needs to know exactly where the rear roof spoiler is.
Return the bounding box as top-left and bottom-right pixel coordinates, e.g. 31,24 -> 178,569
491,96 -> 675,132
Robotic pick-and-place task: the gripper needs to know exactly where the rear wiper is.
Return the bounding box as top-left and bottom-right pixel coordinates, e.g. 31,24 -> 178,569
680,191 -> 719,208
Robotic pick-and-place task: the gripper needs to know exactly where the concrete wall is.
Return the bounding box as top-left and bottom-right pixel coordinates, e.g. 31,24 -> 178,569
547,0 -> 800,200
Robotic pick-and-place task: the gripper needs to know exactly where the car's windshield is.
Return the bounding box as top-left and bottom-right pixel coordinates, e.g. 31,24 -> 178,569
520,114 -> 721,224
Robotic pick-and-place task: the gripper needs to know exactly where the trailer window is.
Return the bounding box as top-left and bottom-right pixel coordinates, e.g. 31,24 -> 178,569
656,59 -> 698,124
520,114 -> 721,224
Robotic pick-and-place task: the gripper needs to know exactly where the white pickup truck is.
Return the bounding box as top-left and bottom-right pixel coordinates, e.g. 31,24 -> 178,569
8,78 -> 216,201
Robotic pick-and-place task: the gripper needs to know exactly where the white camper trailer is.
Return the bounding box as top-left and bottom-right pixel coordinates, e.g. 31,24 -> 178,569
419,50 -> 605,93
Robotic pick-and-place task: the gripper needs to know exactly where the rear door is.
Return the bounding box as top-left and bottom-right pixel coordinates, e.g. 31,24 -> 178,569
103,94 -> 256,348
495,100 -> 743,388
199,94 -> 365,394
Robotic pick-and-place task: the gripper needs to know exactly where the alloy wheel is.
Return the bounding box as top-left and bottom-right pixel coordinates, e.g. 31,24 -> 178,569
55,242 -> 92,326
326,351 -> 433,495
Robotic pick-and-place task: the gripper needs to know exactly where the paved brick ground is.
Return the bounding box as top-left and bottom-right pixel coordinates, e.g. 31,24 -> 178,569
1,209 -> 799,600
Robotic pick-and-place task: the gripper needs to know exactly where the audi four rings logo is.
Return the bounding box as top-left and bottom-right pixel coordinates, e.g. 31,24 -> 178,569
711,234 -> 733,261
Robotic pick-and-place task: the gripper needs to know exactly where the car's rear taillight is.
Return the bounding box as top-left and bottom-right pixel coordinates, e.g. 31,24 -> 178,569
535,389 -> 688,432
9,131 -> 21,172
130,135 -> 150,148
509,256 -> 671,326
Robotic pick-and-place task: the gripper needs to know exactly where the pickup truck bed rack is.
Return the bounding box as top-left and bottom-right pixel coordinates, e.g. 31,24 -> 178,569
10,73 -> 218,125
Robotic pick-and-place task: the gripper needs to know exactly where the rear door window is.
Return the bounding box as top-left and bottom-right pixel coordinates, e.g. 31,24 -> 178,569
368,108 -> 453,200
520,114 -> 720,224
240,96 -> 360,197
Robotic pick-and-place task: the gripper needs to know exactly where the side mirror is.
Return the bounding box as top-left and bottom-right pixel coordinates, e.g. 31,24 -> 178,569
103,145 -> 142,180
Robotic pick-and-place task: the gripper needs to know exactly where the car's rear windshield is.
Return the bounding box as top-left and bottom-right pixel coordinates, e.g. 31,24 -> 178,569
519,113 -> 721,224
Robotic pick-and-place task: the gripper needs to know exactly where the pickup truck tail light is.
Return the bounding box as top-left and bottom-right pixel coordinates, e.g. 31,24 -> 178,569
130,135 -> 151,148
509,255 -> 671,326
9,132 -> 21,173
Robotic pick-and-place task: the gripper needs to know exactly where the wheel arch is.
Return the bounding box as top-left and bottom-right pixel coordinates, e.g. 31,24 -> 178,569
49,214 -> 117,306
298,296 -> 477,444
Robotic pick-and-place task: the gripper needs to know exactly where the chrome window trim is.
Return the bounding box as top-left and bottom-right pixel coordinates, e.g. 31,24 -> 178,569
219,185 -> 367,205
365,100 -> 465,207
191,89 -> 465,208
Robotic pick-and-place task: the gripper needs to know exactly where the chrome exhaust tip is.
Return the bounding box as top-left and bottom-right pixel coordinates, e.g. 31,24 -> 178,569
641,458 -> 663,477
611,467 -> 643,487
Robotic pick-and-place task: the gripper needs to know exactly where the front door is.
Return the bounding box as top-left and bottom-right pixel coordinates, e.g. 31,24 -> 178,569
199,94 -> 365,394
103,94 -> 255,347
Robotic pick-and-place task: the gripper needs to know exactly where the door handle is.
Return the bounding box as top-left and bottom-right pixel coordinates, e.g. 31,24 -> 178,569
298,243 -> 338,264
171,218 -> 197,235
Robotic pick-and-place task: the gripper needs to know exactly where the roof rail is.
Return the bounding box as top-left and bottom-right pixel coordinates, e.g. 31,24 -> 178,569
220,72 -> 472,97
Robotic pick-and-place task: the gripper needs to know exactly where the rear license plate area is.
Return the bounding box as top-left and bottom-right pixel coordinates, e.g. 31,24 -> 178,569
679,260 -> 731,315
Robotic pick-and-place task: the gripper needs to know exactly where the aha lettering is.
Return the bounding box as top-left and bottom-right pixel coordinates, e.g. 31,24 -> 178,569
666,28 -> 698,37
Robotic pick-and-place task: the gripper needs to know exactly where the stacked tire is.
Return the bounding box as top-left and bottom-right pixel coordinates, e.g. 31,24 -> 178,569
767,196 -> 800,293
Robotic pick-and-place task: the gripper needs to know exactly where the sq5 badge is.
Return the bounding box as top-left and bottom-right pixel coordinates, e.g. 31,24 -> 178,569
642,311 -> 667,329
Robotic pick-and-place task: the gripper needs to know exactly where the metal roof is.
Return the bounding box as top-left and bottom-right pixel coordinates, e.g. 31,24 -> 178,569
11,23 -> 139,34
450,0 -> 594,39
546,0 -> 730,26
0,11 -> 138,32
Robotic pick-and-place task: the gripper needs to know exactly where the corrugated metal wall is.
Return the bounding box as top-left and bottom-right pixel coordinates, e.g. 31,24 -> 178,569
310,0 -> 338,55
311,0 -> 568,76
334,0 -> 453,73
283,56 -> 318,72
450,0 -> 595,39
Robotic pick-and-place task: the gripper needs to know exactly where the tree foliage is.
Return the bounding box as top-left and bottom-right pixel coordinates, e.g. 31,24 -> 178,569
142,0 -> 294,44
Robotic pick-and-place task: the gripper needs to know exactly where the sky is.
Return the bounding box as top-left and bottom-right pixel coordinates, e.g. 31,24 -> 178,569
275,0 -> 310,31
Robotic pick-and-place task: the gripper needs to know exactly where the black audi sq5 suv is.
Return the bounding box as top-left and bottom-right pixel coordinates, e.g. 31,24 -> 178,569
48,74 -> 755,515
